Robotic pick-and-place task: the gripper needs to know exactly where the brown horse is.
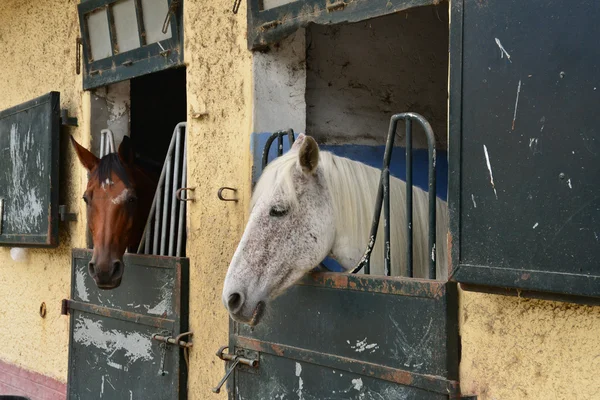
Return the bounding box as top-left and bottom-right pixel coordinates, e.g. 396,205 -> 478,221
71,135 -> 158,289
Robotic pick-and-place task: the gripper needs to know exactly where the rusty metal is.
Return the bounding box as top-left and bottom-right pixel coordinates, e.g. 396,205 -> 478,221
152,331 -> 194,348
232,0 -> 242,14
162,0 -> 179,34
235,336 -> 459,396
259,20 -> 281,32
295,271 -> 447,299
217,187 -> 238,202
61,299 -> 175,330
176,187 -> 194,201
76,37 -> 82,75
213,345 -> 259,393
327,1 -> 346,12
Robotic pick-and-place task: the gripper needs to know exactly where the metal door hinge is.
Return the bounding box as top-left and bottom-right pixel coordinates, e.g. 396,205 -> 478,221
59,205 -> 77,222
212,345 -> 259,393
61,109 -> 78,127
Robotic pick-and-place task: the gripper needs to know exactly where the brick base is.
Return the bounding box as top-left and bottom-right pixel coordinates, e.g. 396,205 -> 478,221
0,360 -> 66,400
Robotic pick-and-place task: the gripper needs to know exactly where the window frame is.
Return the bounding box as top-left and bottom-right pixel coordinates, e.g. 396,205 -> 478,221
78,0 -> 183,90
246,0 -> 438,50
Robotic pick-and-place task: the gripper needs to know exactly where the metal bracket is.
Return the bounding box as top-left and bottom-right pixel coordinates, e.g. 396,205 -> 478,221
59,205 -> 77,222
217,187 -> 238,202
212,345 -> 259,394
60,109 -> 78,127
176,187 -> 195,202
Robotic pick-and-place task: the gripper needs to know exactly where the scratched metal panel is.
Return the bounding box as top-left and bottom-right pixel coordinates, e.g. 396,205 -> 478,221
66,249 -> 189,400
230,274 -> 460,398
234,353 -> 448,400
449,0 -> 600,299
0,92 -> 60,247
247,0 -> 442,50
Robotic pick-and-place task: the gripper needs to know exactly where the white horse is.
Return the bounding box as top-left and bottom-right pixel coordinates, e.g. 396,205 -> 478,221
222,133 -> 448,326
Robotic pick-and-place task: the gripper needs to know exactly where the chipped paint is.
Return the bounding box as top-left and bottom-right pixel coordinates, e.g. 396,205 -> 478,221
567,178 -> 573,189
7,123 -> 44,233
295,362 -> 304,400
471,194 -> 477,208
512,80 -> 522,130
346,338 -> 379,354
145,279 -> 172,316
75,268 -> 90,302
494,38 -> 512,62
73,316 -> 153,365
352,378 -> 364,391
483,145 -> 498,199
533,222 -> 539,229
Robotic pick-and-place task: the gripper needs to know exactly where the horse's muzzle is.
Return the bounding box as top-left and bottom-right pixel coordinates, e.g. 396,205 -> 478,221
89,259 -> 124,290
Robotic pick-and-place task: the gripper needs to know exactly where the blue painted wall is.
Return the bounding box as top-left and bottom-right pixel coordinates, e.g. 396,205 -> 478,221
250,132 -> 449,272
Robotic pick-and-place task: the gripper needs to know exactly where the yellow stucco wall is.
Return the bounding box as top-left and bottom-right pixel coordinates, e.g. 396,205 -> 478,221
0,0 -> 86,383
459,289 -> 600,399
182,1 -> 253,399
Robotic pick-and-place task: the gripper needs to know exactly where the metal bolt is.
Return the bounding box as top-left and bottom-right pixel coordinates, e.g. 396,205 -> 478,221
559,173 -> 566,180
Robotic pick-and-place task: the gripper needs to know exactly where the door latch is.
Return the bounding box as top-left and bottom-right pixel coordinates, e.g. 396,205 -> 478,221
212,345 -> 259,394
152,331 -> 194,375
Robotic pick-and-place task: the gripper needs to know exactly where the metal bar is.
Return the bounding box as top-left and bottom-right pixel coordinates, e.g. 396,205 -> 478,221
352,117 -> 399,275
100,132 -> 105,158
176,124 -> 188,257
277,132 -> 283,156
137,123 -> 181,254
405,120 -> 413,277
427,129 -> 437,279
383,163 -> 391,276
153,182 -> 162,255
168,127 -> 182,256
352,113 -> 436,279
261,129 -> 295,169
61,299 -> 175,330
160,139 -> 173,256
234,336 -> 460,396
297,271 -> 446,298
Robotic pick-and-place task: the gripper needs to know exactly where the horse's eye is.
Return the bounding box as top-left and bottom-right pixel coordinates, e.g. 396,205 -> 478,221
269,206 -> 288,217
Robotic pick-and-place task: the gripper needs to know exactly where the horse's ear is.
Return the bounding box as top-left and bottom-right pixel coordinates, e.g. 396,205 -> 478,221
70,135 -> 99,172
118,135 -> 134,165
298,136 -> 319,174
291,133 -> 306,151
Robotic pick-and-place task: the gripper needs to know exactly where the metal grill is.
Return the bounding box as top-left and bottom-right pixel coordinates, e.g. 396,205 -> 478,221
262,113 -> 437,279
99,129 -> 116,158
352,113 -> 437,278
137,122 -> 187,257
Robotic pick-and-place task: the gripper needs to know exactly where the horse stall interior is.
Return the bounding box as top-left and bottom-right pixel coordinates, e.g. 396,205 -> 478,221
64,63 -> 191,400
221,2 -> 464,399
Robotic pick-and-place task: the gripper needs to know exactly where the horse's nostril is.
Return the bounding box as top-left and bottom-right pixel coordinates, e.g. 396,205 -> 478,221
112,260 -> 123,277
227,292 -> 245,314
88,262 -> 96,276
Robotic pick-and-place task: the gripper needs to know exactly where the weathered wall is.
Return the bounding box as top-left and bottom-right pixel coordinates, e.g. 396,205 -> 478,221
183,1 -> 252,398
306,6 -> 449,150
459,290 -> 600,399
0,0 -> 86,383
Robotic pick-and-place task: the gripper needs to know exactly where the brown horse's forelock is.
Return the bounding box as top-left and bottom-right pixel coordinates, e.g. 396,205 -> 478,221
92,153 -> 131,188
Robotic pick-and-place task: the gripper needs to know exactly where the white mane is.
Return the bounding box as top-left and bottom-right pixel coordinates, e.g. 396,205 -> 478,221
252,149 -> 448,279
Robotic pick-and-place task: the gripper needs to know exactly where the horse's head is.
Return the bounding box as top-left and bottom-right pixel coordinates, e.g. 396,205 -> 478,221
71,135 -> 140,290
223,134 -> 335,326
